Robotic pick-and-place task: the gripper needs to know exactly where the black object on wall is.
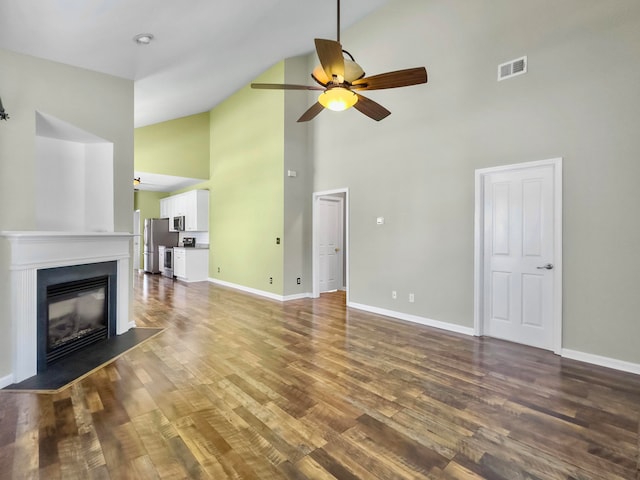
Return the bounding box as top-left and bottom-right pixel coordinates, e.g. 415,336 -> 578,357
0,96 -> 9,121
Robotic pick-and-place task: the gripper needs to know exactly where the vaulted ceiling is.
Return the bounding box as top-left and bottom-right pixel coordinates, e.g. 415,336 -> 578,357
0,0 -> 390,127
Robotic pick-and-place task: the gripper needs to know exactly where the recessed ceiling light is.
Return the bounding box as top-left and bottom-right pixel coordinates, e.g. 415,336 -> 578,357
133,33 -> 154,45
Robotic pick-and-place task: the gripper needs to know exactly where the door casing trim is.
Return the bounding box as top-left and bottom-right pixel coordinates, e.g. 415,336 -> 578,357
312,188 -> 349,300
473,158 -> 563,354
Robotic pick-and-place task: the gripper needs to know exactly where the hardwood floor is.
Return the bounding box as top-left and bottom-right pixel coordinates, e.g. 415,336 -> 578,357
1,272 -> 639,479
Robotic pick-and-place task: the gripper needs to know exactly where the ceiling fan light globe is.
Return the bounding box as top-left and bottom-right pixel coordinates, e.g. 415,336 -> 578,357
319,87 -> 358,112
344,59 -> 365,82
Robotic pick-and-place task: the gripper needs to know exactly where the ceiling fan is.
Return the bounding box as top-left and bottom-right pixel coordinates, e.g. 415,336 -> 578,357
133,177 -> 164,191
251,0 -> 427,122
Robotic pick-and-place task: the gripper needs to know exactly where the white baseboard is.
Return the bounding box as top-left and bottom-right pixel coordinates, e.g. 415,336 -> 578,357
283,293 -> 312,301
208,278 -> 311,302
562,349 -> 640,376
347,302 -> 475,336
0,374 -> 14,389
204,284 -> 639,377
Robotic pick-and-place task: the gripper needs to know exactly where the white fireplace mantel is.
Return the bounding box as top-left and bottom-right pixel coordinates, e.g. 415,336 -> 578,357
0,231 -> 134,385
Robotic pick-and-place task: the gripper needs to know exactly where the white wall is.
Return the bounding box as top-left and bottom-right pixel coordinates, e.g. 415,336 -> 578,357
35,137 -> 85,231
84,143 -> 114,232
34,136 -> 114,232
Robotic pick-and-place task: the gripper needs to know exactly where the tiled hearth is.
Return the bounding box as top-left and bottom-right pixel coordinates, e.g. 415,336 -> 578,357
0,232 -> 133,385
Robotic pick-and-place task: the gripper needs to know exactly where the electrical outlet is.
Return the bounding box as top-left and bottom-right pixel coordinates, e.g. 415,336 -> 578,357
392,290 -> 397,299
409,293 -> 415,303
276,237 -> 281,245
296,277 -> 301,285
217,267 -> 220,273
269,277 -> 273,284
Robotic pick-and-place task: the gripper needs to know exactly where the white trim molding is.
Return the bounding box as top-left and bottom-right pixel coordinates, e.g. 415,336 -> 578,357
208,278 -> 311,302
348,302 -> 475,336
312,188 -> 349,301
562,349 -> 640,376
0,374 -> 14,389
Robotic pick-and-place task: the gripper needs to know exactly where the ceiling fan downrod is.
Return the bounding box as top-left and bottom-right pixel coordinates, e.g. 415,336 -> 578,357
337,0 -> 341,43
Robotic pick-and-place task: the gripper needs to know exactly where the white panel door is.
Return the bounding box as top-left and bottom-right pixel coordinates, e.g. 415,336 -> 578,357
318,197 -> 344,293
483,165 -> 555,349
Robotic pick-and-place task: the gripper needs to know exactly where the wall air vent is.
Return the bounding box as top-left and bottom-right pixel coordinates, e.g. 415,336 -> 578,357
498,56 -> 527,81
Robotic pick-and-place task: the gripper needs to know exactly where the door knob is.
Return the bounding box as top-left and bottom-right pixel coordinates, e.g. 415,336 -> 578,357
536,263 -> 554,270
335,247 -> 340,253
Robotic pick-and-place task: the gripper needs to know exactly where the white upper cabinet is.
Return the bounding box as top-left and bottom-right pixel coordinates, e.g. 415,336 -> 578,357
184,190 -> 209,231
160,197 -> 170,219
173,193 -> 187,217
162,189 -> 209,232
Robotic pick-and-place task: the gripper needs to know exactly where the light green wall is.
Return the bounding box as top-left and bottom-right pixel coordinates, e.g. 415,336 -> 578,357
134,111 -> 211,270
134,191 -> 164,219
134,60 -> 307,295
311,0 -> 640,364
135,112 -> 210,179
0,47 -> 134,378
208,62 -> 285,294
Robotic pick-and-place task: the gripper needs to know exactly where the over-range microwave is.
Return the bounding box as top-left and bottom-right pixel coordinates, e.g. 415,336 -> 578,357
173,215 -> 185,231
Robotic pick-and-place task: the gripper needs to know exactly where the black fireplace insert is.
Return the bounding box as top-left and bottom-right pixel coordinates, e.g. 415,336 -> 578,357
37,261 -> 118,372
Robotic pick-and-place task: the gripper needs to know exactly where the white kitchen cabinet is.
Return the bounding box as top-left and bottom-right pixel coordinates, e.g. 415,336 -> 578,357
173,193 -> 187,217
173,247 -> 186,278
184,190 -> 209,231
161,189 -> 209,232
173,247 -> 208,282
160,198 -> 170,219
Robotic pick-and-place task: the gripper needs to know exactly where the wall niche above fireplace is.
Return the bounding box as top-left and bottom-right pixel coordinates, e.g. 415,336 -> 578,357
37,261 -> 117,372
35,111 -> 115,233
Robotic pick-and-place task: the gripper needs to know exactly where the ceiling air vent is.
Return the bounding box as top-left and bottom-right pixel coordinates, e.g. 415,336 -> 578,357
498,56 -> 527,81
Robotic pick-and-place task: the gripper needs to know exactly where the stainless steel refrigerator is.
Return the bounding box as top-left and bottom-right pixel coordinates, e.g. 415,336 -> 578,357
143,218 -> 178,273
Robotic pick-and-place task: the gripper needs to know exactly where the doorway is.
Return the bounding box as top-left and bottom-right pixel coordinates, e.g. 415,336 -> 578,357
474,158 -> 562,353
313,189 -> 348,301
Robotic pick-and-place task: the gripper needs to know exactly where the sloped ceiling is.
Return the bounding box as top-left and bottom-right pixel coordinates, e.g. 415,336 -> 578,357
0,0 -> 390,127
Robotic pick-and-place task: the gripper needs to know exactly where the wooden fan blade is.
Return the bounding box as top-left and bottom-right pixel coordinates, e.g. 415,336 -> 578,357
312,65 -> 330,86
251,83 -> 324,91
354,94 -> 391,121
315,38 -> 344,79
297,102 -> 325,122
351,67 -> 427,90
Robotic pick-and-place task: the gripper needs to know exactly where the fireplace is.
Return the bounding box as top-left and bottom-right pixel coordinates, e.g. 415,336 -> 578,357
37,261 -> 118,371
0,231 -> 134,386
